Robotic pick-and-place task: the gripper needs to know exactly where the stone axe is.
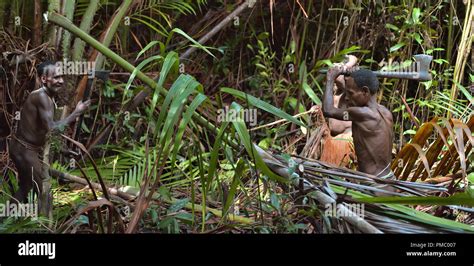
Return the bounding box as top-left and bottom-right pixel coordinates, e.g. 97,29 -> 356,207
72,70 -> 110,141
319,54 -> 433,81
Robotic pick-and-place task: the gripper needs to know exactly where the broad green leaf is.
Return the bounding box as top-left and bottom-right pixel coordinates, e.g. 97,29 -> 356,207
148,52 -> 179,121
335,45 -> 362,57
133,14 -> 169,37
221,87 -> 307,128
413,32 -> 422,45
159,78 -> 199,150
206,121 -> 231,192
314,59 -> 333,69
412,8 -> 421,24
136,41 -> 165,60
302,83 -> 321,105
385,23 -> 399,31
223,159 -> 245,217
270,193 -> 280,211
389,42 -> 406,53
455,82 -> 474,106
299,61 -> 321,105
169,198 -> 190,213
170,93 -> 207,166
123,55 -> 163,104
468,172 -> 474,184
230,102 -> 288,184
157,51 -> 179,89
154,74 -> 193,139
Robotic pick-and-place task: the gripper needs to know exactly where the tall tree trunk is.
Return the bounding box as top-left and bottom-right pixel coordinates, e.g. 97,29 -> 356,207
33,0 -> 42,47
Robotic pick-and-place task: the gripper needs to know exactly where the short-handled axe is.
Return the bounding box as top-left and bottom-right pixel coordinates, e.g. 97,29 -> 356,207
72,70 -> 110,141
319,54 -> 433,81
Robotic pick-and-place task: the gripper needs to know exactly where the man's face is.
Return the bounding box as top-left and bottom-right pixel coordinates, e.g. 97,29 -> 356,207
344,76 -> 370,107
41,66 -> 64,94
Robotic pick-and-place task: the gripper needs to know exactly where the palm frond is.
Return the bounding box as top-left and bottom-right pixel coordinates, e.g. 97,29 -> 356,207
257,145 -> 474,233
392,116 -> 474,181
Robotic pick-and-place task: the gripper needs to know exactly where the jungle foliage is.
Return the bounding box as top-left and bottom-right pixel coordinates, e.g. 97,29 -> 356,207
0,0 -> 473,233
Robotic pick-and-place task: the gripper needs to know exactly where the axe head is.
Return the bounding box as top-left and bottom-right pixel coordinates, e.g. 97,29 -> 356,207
413,54 -> 432,81
83,70 -> 110,99
372,54 -> 433,81
93,70 -> 110,81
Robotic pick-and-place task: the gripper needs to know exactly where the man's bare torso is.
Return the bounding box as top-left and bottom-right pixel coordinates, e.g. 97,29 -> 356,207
16,88 -> 54,147
352,104 -> 393,176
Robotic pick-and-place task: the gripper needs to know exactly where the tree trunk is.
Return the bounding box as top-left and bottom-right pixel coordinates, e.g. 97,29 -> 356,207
33,0 -> 42,47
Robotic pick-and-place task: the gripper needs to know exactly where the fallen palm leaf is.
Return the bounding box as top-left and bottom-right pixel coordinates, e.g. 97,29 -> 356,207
358,192 -> 474,206
256,145 -> 474,233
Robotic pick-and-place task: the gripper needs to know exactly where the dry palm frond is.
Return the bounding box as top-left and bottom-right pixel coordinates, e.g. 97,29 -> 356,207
392,116 -> 474,181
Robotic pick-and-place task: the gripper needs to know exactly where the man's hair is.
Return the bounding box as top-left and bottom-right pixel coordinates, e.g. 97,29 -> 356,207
37,60 -> 56,77
349,69 -> 379,94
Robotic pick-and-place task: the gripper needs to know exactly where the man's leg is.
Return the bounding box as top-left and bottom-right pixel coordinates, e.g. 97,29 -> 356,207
9,139 -> 50,216
9,140 -> 35,203
37,160 -> 52,218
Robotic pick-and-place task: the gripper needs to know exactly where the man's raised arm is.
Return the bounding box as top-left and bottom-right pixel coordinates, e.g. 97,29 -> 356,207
322,66 -> 368,122
37,95 -> 90,131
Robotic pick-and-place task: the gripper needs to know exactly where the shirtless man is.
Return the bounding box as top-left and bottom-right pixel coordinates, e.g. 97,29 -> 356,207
323,66 -> 394,179
8,61 -> 90,216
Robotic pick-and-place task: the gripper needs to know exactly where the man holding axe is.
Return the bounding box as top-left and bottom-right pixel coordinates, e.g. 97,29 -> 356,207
322,54 -> 432,184
8,61 -> 90,217
323,65 -> 394,180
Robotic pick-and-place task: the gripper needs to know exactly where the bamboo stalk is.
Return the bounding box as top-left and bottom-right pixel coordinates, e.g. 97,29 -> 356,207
74,0 -> 133,103
448,0 -> 473,118
61,0 -> 76,59
254,145 -> 384,233
94,0 -> 133,70
47,0 -> 60,48
72,0 -> 100,62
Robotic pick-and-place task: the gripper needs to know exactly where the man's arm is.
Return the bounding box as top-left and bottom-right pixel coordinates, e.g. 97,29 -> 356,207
36,95 -> 90,131
334,55 -> 358,93
322,67 -> 370,122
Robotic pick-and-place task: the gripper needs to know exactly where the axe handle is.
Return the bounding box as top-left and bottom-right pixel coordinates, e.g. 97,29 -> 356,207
73,77 -> 93,141
317,69 -> 431,81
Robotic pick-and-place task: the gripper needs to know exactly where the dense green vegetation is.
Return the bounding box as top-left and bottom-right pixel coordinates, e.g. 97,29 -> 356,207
0,0 -> 473,233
